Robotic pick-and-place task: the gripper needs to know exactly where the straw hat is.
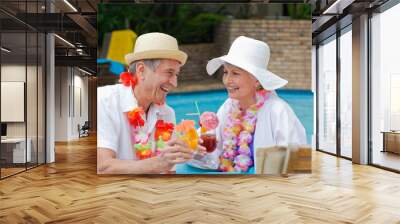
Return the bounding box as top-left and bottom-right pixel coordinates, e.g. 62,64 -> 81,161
206,36 -> 287,90
125,32 -> 188,65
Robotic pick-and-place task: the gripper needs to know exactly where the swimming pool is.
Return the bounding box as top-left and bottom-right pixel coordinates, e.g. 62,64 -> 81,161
167,89 -> 314,144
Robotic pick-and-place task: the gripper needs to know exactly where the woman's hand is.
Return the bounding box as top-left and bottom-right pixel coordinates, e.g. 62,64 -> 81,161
196,138 -> 207,156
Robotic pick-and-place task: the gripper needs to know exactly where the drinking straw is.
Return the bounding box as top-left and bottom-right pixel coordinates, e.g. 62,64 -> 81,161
194,101 -> 201,120
185,101 -> 202,120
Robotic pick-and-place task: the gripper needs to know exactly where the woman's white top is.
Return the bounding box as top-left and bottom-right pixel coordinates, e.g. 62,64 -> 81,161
209,91 -> 307,166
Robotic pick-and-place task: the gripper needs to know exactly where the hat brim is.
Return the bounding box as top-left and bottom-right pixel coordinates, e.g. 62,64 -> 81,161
125,49 -> 188,66
206,56 -> 288,90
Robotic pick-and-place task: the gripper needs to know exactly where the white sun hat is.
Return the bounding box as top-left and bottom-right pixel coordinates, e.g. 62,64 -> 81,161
125,32 -> 188,65
206,36 -> 288,90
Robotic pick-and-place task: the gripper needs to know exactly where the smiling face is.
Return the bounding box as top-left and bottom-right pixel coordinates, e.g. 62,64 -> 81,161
222,63 -> 260,102
137,59 -> 181,105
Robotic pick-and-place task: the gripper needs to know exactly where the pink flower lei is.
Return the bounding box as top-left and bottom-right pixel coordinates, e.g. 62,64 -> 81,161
220,90 -> 270,172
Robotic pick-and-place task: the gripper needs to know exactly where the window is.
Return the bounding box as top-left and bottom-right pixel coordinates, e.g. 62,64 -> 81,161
0,1 -> 47,179
317,35 -> 337,154
339,27 -> 352,158
371,2 -> 400,171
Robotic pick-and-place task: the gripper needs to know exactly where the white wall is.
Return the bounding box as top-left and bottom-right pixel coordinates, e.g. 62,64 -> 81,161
1,64 -> 46,164
55,67 -> 68,141
72,72 -> 89,138
1,65 -> 25,128
54,67 -> 89,141
1,65 -> 34,138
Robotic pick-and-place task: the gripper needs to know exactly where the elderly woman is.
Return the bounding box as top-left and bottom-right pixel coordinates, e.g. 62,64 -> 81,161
202,36 -> 307,173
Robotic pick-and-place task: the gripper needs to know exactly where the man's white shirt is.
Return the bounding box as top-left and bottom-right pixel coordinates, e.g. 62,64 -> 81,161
97,84 -> 175,160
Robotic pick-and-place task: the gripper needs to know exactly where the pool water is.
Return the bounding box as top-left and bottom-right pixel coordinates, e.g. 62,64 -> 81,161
167,89 -> 314,144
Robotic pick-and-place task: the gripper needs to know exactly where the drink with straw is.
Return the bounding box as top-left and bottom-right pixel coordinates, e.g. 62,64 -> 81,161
201,132 -> 217,153
183,102 -> 220,169
199,112 -> 219,153
175,120 -> 198,150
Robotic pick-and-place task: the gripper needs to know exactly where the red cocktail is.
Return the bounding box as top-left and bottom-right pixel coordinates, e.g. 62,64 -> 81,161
201,134 -> 217,153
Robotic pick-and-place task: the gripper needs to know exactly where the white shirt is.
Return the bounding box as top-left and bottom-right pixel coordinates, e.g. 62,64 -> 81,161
209,91 -> 307,166
97,84 -> 175,160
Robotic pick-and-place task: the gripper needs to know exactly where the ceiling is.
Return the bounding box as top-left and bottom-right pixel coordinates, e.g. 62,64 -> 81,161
3,0 -> 392,72
0,0 -> 98,73
311,0 -> 390,43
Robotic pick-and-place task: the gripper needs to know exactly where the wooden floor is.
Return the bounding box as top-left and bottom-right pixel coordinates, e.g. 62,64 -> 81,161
1,163 -> 45,178
1,167 -> 26,178
1,135 -> 400,223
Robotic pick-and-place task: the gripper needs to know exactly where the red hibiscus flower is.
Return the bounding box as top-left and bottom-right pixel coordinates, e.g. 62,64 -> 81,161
136,149 -> 152,160
120,71 -> 137,87
154,120 -> 174,141
127,107 -> 145,128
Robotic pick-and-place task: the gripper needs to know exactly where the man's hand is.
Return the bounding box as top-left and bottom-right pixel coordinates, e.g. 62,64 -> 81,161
97,138 -> 209,174
156,138 -> 195,170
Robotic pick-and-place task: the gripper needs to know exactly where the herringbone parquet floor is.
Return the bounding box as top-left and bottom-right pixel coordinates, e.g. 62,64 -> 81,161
1,135 -> 400,223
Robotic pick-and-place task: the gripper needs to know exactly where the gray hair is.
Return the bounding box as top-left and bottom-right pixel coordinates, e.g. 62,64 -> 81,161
128,59 -> 161,74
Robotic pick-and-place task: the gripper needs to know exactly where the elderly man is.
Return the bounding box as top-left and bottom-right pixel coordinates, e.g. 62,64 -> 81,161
97,32 -> 204,174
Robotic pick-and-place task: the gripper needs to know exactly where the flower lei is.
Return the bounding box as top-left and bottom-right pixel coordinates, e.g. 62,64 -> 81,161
121,71 -> 174,160
154,120 -> 174,152
220,90 -> 270,172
